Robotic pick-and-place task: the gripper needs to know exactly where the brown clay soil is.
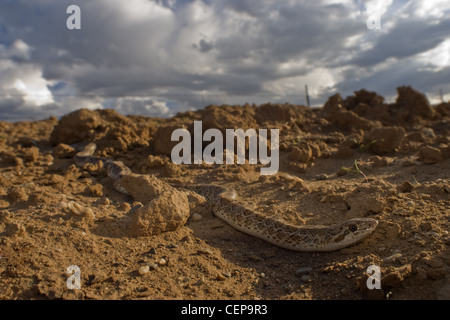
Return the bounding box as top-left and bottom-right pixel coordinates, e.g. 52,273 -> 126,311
0,86 -> 449,300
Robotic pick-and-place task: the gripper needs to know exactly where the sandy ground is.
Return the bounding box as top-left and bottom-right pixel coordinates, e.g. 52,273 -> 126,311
0,86 -> 449,300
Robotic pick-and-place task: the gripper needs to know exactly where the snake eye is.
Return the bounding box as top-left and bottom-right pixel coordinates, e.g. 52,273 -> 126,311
349,224 -> 358,232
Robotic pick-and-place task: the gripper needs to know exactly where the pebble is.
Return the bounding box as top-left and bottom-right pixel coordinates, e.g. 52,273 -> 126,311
177,276 -> 190,284
197,248 -> 213,255
382,264 -> 412,288
100,197 -> 111,205
148,263 -> 159,270
398,181 -> 414,193
118,202 -> 131,211
300,275 -> 312,283
81,207 -> 95,220
191,212 -> 202,221
422,127 -> 435,138
138,265 -> 150,275
216,273 -> 226,281
193,277 -> 205,286
445,237 -> 450,246
383,253 -> 403,263
294,267 -> 313,277
68,201 -> 83,214
419,222 -> 432,232
158,258 -> 167,266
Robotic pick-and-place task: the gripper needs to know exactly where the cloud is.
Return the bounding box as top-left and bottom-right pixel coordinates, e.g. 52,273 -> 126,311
0,0 -> 449,121
349,16 -> 450,67
109,97 -> 173,117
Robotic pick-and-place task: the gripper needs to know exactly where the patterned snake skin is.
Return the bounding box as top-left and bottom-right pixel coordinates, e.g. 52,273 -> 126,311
75,143 -> 378,252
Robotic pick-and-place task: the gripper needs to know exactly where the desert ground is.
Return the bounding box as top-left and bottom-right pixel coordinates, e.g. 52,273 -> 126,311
0,86 -> 449,300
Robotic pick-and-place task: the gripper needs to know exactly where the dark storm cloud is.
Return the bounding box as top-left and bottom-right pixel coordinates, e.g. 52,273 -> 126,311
350,16 -> 450,67
0,0 -> 449,121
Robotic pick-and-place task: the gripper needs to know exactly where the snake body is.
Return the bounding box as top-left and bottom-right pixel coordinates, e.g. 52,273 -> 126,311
75,143 -> 378,252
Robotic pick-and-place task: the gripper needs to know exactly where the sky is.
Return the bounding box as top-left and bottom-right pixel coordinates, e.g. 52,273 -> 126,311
0,0 -> 449,121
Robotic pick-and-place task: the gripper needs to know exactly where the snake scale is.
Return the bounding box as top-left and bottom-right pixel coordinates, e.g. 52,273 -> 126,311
74,143 -> 378,252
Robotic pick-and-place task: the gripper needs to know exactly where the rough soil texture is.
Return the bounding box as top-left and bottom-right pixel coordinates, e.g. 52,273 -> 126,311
0,86 -> 449,300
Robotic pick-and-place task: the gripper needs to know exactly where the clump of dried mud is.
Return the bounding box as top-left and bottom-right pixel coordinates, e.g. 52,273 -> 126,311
0,86 -> 449,300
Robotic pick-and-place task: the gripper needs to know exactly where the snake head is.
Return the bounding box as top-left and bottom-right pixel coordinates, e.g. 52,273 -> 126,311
326,218 -> 378,250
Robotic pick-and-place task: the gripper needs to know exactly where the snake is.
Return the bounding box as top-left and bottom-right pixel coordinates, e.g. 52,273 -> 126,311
74,143 -> 378,252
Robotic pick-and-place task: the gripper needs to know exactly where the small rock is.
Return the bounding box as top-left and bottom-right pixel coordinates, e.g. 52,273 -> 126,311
144,155 -> 165,169
216,273 -> 226,281
138,265 -> 150,275
289,145 -> 312,163
191,212 -> 202,221
81,207 -> 95,220
364,126 -> 406,154
443,185 -> 450,194
193,277 -> 206,286
383,253 -> 403,263
336,167 -> 347,176
180,277 -> 191,284
53,143 -> 76,158
164,162 -> 182,176
300,275 -> 312,283
197,248 -> 213,255
419,146 -> 443,164
422,128 -> 435,139
100,197 -> 111,205
315,174 -> 329,180
382,264 -> 412,288
419,222 -> 432,232
158,258 -> 167,266
371,156 -> 389,168
148,247 -> 157,255
118,202 -> 131,211
67,201 -> 83,215
398,181 -> 414,193
401,159 -> 415,167
148,263 -> 158,270
294,267 -> 313,277
444,237 -> 450,246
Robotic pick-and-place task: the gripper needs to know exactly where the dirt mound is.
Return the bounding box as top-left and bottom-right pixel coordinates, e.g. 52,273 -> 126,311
50,108 -> 153,154
0,86 -> 449,300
